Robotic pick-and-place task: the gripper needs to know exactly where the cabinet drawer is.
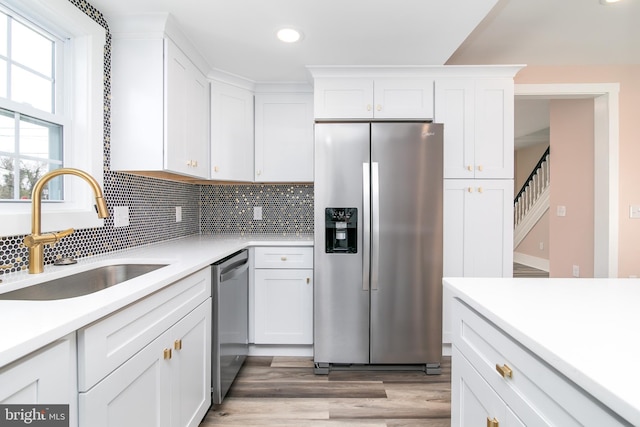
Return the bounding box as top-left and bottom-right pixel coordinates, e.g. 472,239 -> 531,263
77,268 -> 211,391
452,299 -> 626,426
254,246 -> 313,269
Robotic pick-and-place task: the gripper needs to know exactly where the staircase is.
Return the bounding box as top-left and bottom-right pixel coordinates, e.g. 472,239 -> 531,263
514,147 -> 550,248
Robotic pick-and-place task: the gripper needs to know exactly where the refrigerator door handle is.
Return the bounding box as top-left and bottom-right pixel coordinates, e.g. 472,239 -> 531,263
362,162 -> 371,291
371,162 -> 379,291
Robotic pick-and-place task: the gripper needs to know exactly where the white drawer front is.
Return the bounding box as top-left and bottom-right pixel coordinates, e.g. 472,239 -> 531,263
254,246 -> 313,269
452,299 -> 627,426
77,268 -> 211,391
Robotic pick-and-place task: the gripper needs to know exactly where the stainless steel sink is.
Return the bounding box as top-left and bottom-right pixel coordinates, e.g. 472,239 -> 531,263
0,264 -> 167,300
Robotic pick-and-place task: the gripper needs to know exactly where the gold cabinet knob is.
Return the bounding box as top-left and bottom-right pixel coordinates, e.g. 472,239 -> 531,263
163,348 -> 172,360
306,277 -> 310,284
467,165 -> 473,172
478,165 -> 484,172
366,104 -> 372,111
495,363 -> 513,378
467,187 -> 474,193
376,104 -> 382,111
281,256 -> 287,261
478,187 -> 483,193
174,339 -> 182,350
214,166 -> 219,173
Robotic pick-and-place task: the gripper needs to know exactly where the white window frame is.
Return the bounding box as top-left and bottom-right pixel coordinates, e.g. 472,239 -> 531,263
0,0 -> 105,236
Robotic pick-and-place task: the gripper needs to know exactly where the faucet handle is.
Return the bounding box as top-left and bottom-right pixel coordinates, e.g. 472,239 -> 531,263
53,228 -> 75,240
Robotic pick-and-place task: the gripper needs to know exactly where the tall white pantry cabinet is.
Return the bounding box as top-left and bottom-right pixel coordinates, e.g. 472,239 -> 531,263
434,73 -> 517,346
308,66 -> 521,347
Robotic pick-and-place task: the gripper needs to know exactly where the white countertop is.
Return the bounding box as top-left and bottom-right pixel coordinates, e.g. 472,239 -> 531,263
444,277 -> 640,426
0,234 -> 312,368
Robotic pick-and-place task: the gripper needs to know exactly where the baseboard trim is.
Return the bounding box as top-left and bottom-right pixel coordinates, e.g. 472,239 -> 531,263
248,344 -> 313,357
514,252 -> 549,272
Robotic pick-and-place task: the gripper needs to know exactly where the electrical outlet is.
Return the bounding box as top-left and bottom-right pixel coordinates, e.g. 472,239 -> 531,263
113,206 -> 130,227
557,205 -> 567,217
572,265 -> 580,277
539,242 -> 544,250
176,206 -> 182,223
630,205 -> 640,219
253,206 -> 263,220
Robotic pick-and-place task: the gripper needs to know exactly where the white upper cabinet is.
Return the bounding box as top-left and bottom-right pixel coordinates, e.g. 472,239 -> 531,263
314,77 -> 434,119
435,78 -> 514,179
111,36 -> 209,179
254,93 -> 314,182
210,81 -> 254,182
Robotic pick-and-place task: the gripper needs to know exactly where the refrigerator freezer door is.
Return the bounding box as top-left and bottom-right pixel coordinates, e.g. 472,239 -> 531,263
314,123 -> 370,364
369,122 -> 443,364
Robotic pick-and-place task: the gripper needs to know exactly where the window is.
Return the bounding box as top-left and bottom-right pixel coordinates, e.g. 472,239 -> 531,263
0,8 -> 66,202
0,0 -> 105,236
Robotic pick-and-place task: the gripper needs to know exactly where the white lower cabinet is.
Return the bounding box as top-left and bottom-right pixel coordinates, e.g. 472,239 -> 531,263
452,346 -> 525,427
0,334 -> 78,426
253,247 -> 313,345
78,268 -> 212,427
451,298 -> 628,426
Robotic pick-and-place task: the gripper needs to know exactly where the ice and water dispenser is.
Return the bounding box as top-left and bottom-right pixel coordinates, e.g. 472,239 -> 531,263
325,208 -> 357,253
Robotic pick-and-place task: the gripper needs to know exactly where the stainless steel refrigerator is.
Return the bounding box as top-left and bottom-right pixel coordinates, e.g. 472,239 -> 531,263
314,122 -> 443,374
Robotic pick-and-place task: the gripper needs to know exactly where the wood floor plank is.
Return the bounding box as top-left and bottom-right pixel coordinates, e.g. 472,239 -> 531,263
328,398 -> 451,420
383,381 -> 451,401
229,381 -> 387,398
235,366 -> 329,383
271,356 -> 316,368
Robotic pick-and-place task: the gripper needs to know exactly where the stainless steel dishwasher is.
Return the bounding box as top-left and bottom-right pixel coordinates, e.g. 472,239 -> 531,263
212,249 -> 249,404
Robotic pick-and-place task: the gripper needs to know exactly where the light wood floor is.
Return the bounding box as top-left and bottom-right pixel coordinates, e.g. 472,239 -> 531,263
199,356 -> 451,426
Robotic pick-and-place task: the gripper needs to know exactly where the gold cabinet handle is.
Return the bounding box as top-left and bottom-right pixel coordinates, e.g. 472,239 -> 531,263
478,187 -> 483,193
306,277 -> 310,284
478,165 -> 483,172
163,348 -> 172,360
281,256 -> 287,261
467,165 -> 473,172
174,339 -> 182,350
214,166 -> 219,173
467,187 -> 474,193
495,363 -> 513,378
487,417 -> 500,427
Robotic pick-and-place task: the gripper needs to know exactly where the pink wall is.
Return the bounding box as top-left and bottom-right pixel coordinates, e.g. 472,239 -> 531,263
515,65 -> 640,278
548,99 -> 594,278
515,210 -> 550,260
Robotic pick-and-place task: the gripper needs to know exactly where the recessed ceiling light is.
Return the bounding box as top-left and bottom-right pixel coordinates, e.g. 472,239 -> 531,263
599,0 -> 621,4
277,28 -> 302,43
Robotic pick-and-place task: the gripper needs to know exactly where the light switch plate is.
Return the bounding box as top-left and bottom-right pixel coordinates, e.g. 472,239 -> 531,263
113,206 -> 130,227
630,205 -> 640,219
176,206 -> 182,222
556,205 -> 567,217
253,206 -> 263,220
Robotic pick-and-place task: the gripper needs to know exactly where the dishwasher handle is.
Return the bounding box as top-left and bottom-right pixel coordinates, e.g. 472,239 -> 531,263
219,258 -> 249,282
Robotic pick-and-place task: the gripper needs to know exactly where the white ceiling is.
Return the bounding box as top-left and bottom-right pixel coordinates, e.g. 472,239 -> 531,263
89,0 -> 500,83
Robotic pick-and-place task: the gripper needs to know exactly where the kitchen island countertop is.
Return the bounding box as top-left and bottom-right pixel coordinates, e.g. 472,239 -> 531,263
0,234 -> 313,367
444,276 -> 640,426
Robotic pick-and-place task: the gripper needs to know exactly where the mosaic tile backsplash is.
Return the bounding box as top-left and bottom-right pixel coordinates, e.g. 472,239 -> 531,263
200,184 -> 314,235
0,1 -> 314,276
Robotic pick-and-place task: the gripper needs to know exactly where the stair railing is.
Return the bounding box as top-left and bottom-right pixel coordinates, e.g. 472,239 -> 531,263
514,147 -> 550,227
